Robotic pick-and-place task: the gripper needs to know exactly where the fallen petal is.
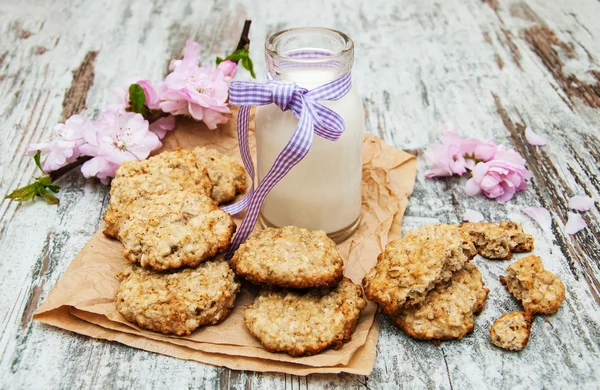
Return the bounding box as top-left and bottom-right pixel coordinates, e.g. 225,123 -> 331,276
568,195 -> 595,211
565,212 -> 587,234
525,126 -> 547,146
463,209 -> 484,222
522,206 -> 552,230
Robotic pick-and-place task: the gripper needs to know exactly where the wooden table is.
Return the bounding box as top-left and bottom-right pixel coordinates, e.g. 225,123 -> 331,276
1,0 -> 599,388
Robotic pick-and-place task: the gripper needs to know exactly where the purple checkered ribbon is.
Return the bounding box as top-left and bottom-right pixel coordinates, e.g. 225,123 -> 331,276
222,72 -> 352,258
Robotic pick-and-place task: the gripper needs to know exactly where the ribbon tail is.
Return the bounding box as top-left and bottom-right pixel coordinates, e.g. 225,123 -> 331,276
221,106 -> 255,216
225,106 -> 315,258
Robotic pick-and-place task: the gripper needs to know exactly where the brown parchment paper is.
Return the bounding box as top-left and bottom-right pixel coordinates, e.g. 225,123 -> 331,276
34,108 -> 417,375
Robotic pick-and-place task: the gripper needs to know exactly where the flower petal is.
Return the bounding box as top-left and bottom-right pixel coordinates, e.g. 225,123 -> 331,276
424,167 -> 452,178
80,156 -> 118,182
463,209 -> 484,222
464,178 -> 482,196
149,116 -> 176,139
188,102 -> 204,121
181,40 -> 201,68
525,126 -> 547,146
522,206 -> 552,230
568,195 -> 595,211
202,108 -> 229,130
565,212 -> 587,234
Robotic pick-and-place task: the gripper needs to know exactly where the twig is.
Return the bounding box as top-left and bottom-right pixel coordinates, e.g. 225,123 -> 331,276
49,156 -> 93,182
235,20 -> 252,51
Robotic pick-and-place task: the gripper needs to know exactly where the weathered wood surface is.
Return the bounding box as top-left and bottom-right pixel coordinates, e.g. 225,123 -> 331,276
1,0 -> 599,388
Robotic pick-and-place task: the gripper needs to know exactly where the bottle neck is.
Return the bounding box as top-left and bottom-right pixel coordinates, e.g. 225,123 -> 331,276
266,45 -> 354,89
273,66 -> 347,89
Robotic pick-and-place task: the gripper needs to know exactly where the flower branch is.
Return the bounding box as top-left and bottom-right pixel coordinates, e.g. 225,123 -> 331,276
6,21 -> 255,205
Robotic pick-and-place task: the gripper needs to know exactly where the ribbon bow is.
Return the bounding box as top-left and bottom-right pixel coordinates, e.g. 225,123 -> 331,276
222,72 -> 352,257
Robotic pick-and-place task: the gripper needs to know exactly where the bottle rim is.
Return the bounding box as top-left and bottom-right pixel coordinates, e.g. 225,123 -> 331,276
265,27 -> 354,65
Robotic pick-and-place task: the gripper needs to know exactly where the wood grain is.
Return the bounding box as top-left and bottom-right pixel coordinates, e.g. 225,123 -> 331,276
61,50 -> 98,121
0,0 -> 599,389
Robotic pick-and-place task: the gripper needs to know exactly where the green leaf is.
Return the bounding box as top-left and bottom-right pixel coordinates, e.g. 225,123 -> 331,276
241,56 -> 256,79
38,176 -> 52,186
5,174 -> 61,204
246,56 -> 256,79
33,150 -> 44,173
219,49 -> 247,64
39,188 -> 59,205
47,184 -> 61,193
128,83 -> 146,115
217,48 -> 256,78
5,183 -> 38,202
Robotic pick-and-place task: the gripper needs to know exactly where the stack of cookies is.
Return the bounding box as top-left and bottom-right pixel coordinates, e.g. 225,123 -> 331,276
363,224 -> 489,342
230,226 -> 368,357
106,148 -> 247,336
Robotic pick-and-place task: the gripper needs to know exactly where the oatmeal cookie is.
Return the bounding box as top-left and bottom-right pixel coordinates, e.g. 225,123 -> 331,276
230,226 -> 344,289
244,278 -> 367,357
459,222 -> 534,260
116,260 -> 240,336
118,190 -> 235,271
490,311 -> 534,351
103,149 -> 213,238
193,147 -> 247,204
363,224 -> 477,315
391,263 -> 489,341
499,254 -> 565,314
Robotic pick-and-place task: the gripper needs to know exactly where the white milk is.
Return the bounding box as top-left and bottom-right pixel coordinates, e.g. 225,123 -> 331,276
255,67 -> 365,237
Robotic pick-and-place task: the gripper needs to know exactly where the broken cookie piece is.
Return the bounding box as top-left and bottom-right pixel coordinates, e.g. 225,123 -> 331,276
460,222 -> 534,260
193,147 -> 247,205
490,311 -> 534,351
391,263 -> 489,341
500,254 -> 565,314
363,224 -> 477,316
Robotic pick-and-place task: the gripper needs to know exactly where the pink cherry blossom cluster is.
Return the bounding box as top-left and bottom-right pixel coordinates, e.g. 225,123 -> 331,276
161,40 -> 236,129
26,40 -> 238,183
424,124 -> 533,202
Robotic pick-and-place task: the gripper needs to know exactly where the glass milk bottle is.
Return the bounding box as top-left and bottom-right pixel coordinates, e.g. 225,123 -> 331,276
255,27 -> 365,242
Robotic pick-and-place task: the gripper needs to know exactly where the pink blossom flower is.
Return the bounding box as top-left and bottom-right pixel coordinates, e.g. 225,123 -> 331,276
217,60 -> 238,80
460,138 -> 498,170
525,126 -> 546,146
113,80 -> 176,139
26,115 -> 92,171
424,128 -> 467,178
160,40 -> 231,130
114,78 -> 161,110
80,107 -> 161,183
465,160 -> 533,202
